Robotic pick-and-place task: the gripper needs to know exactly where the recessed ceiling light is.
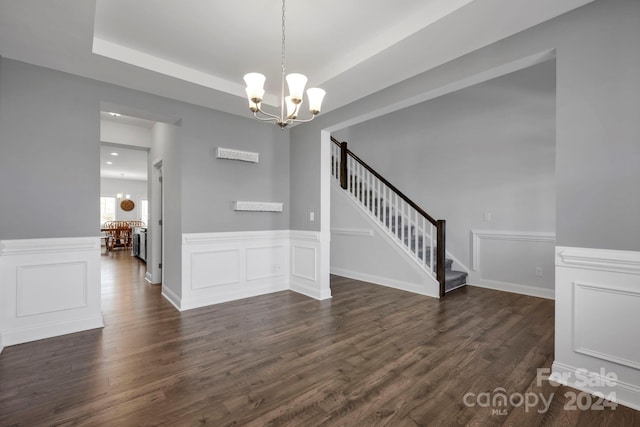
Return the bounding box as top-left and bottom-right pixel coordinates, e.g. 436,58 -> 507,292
105,161 -> 113,165
108,112 -> 121,117
110,152 -> 119,156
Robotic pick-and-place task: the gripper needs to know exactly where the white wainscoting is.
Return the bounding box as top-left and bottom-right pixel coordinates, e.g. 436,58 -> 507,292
178,230 -> 329,311
553,246 -> 640,411
0,237 -> 103,351
180,231 -> 290,310
469,229 -> 556,299
290,230 -> 331,300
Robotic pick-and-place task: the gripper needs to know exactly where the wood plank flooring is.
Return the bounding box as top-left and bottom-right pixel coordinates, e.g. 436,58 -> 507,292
0,250 -> 637,426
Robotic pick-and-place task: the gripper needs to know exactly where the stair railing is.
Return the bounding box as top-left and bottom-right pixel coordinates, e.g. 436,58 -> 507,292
331,137 -> 447,297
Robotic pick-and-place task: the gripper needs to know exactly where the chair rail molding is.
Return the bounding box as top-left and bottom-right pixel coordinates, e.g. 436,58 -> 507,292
556,246 -> 640,275
0,237 -> 99,256
331,227 -> 374,237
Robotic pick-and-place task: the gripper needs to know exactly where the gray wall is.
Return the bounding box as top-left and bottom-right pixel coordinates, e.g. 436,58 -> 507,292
0,58 -> 290,241
290,0 -> 640,252
181,112 -> 290,233
0,57 -> 99,239
334,60 -> 556,278
149,122 -> 182,296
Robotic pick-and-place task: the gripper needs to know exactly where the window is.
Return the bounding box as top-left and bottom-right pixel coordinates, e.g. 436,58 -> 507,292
140,199 -> 149,226
100,197 -> 115,225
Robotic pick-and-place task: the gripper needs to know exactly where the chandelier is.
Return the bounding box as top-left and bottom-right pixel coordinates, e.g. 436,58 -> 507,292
243,0 -> 326,128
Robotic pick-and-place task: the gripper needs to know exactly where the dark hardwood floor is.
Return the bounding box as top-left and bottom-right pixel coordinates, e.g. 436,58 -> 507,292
0,250 -> 637,426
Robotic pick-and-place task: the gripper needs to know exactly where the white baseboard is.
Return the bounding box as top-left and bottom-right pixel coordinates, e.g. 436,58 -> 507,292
331,267 -> 437,298
161,286 -> 182,311
290,278 -> 332,300
1,315 -> 104,347
470,279 -> 554,300
179,281 -> 289,311
552,361 -> 640,411
145,271 -> 159,285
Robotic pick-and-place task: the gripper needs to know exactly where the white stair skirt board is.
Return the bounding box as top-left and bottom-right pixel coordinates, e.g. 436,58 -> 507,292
553,246 -> 640,411
330,180 -> 440,298
0,237 -> 104,349
173,230 -> 329,311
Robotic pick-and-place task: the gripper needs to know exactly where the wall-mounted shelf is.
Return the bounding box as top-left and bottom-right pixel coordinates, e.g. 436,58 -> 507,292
216,147 -> 259,163
234,201 -> 283,212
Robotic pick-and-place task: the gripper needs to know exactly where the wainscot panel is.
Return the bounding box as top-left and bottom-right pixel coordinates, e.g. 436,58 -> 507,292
179,231 -> 290,310
290,230 -> 331,300
553,246 -> 640,411
0,237 -> 103,350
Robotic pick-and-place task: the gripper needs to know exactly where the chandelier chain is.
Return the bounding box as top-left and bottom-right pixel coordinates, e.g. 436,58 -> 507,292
281,0 -> 286,77
243,0 -> 324,128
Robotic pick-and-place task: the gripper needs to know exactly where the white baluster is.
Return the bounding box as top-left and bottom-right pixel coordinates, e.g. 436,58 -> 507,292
400,200 -> 405,245
420,217 -> 427,265
430,223 -> 434,273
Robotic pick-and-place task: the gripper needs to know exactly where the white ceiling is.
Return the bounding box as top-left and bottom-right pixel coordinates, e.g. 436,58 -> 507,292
100,111 -> 155,129
100,142 -> 148,181
0,0 -> 593,119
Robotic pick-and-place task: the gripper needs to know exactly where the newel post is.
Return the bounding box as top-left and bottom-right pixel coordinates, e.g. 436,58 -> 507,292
340,141 -> 348,189
436,219 -> 446,298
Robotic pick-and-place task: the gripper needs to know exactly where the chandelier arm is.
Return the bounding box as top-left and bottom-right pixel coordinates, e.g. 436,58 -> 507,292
254,106 -> 283,121
253,112 -> 280,122
289,114 -> 318,124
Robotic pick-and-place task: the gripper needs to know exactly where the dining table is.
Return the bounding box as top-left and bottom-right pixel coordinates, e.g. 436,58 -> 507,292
100,227 -> 133,251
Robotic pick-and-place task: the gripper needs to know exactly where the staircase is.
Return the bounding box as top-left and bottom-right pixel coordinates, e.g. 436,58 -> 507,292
331,137 -> 467,296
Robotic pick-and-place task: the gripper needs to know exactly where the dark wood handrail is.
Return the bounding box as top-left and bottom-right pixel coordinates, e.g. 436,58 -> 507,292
331,136 -> 437,226
331,136 -> 447,297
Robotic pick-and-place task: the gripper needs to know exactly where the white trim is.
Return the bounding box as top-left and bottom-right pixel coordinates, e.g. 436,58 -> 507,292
331,267 -> 436,297
556,246 -> 640,275
469,279 -> 554,300
331,228 -> 374,237
289,230 -> 321,242
471,229 -> 556,271
161,286 -> 182,311
330,180 -> 440,297
1,316 -> 104,348
319,131 -> 333,300
0,236 -> 99,256
573,280 -> 640,370
289,278 -> 331,300
290,229 -> 331,300
552,361 -> 640,412
0,236 -> 103,349
291,246 -> 318,281
183,230 -> 291,245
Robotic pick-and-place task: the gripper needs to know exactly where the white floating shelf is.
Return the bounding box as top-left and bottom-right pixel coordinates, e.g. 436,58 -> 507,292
216,147 -> 259,163
234,201 -> 283,212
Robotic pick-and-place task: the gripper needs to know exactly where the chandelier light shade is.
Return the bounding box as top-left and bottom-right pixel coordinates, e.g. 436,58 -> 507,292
243,0 -> 326,128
